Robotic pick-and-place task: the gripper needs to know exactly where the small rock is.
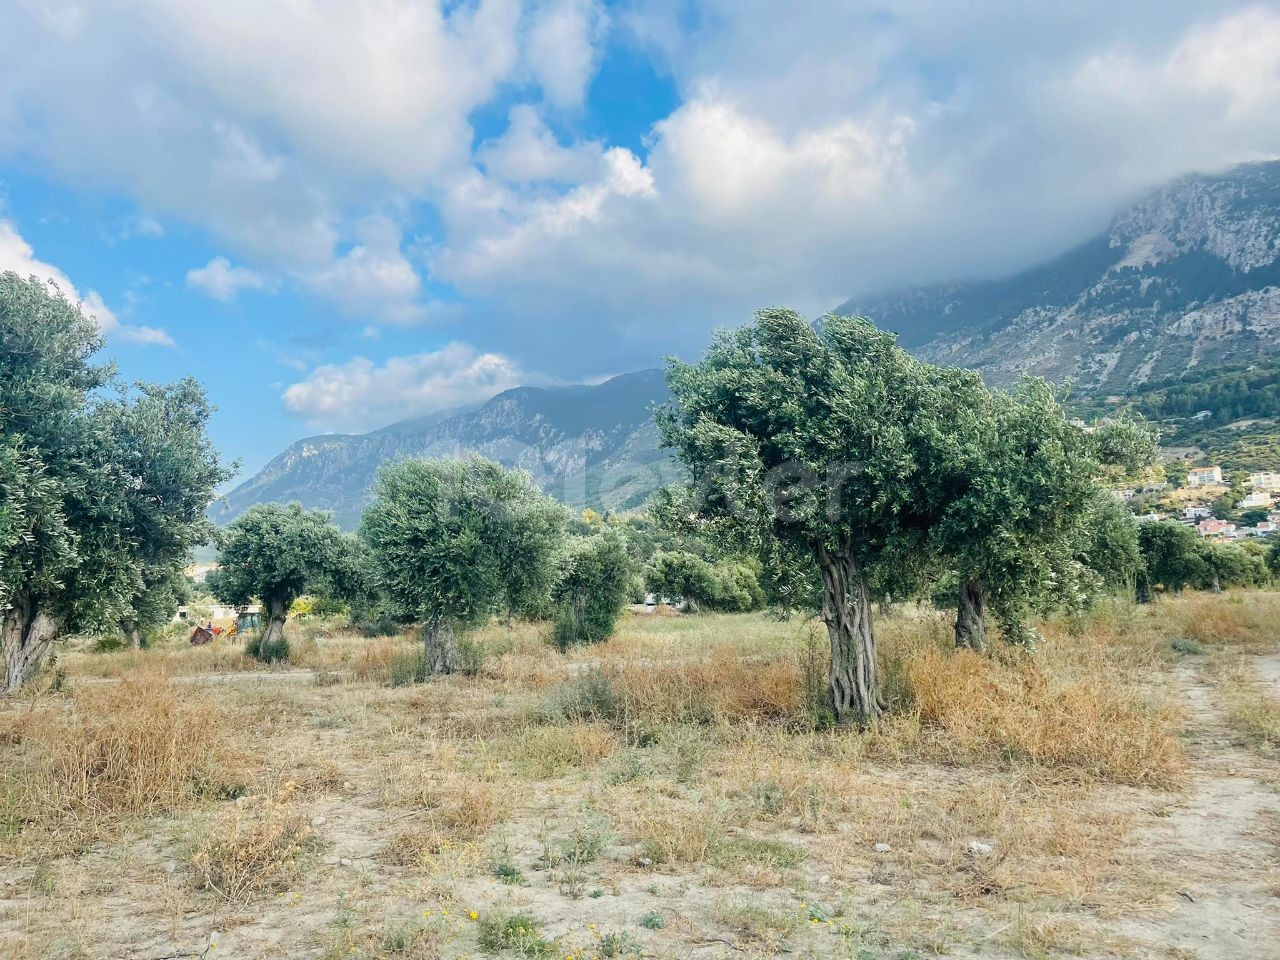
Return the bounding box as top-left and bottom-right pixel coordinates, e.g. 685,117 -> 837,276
339,857 -> 353,867
342,781 -> 354,791
967,841 -> 993,856
635,857 -> 653,868
873,843 -> 892,853
322,855 -> 340,866
310,816 -> 327,826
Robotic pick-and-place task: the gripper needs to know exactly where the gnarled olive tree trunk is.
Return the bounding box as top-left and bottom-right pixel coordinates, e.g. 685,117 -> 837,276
2,593 -> 61,695
423,620 -> 457,675
817,545 -> 882,726
954,579 -> 986,652
252,596 -> 288,657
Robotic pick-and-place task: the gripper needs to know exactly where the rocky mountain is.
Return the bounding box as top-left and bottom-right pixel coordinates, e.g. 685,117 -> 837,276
839,160 -> 1280,391
213,370 -> 679,529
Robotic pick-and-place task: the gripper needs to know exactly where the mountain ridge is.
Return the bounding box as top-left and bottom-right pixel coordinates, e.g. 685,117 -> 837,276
213,369 -> 679,529
839,159 -> 1280,390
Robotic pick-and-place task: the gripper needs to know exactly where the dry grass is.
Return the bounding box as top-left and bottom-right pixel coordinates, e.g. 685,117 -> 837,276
1208,654 -> 1280,754
1160,591 -> 1280,651
8,593 -> 1280,958
1,670 -> 245,851
191,781 -> 315,901
902,648 -> 1186,785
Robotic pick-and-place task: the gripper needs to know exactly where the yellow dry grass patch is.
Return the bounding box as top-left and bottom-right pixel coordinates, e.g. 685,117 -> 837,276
904,648 -> 1185,786
1,670 -> 245,851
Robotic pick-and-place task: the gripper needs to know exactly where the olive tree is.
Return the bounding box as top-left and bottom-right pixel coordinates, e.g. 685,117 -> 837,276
1,274 -> 230,692
552,530 -> 633,649
657,309 -> 974,725
929,381 -> 1151,650
360,457 -> 567,673
1137,521 -> 1208,597
207,503 -> 350,659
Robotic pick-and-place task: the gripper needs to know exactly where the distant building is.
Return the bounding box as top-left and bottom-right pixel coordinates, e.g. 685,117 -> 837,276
1187,465 -> 1224,487
1241,490 -> 1275,510
1134,513 -> 1166,524
1182,506 -> 1213,520
1248,471 -> 1280,491
1197,518 -> 1235,537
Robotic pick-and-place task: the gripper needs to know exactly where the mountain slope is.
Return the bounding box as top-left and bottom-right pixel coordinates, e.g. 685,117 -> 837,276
213,370 -> 678,529
839,160 -> 1280,391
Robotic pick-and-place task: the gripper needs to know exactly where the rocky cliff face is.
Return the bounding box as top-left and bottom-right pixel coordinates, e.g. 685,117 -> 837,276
840,160 -> 1280,391
214,369 -> 678,529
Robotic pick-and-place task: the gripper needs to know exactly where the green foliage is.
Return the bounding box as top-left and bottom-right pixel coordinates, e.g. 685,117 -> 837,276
552,530 -> 633,649
207,503 -> 351,612
243,633 -> 290,664
656,309 -> 987,722
1136,520 -> 1269,594
361,456 -> 568,633
1,273 -> 230,690
476,911 -> 555,958
644,551 -> 763,612
1137,521 -> 1208,594
931,381 -> 1152,640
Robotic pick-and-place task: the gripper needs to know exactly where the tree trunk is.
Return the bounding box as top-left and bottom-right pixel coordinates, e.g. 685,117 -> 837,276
254,597 -> 287,657
817,545 -> 882,727
1136,579 -> 1151,604
125,622 -> 144,650
423,621 -> 457,675
1211,573 -> 1222,593
954,580 -> 986,652
2,593 -> 61,695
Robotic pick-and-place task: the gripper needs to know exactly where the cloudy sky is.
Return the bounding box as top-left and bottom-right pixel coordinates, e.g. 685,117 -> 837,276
3,1 -> 1280,478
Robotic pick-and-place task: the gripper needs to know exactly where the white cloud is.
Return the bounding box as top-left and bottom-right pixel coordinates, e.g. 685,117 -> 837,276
426,3 -> 1280,369
525,0 -> 608,109
282,343 -> 527,430
0,218 -> 174,346
186,256 -> 272,301
298,216 -> 425,325
478,105 -> 604,184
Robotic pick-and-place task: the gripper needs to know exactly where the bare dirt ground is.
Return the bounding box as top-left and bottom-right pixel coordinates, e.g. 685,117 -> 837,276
2,597 -> 1279,960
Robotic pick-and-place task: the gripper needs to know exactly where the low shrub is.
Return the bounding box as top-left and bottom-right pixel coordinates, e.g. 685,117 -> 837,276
476,911 -> 556,958
191,781 -> 315,901
245,633 -> 290,664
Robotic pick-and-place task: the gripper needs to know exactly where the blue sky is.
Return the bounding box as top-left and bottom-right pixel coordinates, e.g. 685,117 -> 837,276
2,1 -> 1279,484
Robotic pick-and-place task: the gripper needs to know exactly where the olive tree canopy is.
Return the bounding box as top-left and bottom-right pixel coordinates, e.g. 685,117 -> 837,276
207,503 -> 351,657
1,273 -> 229,691
360,456 -> 568,673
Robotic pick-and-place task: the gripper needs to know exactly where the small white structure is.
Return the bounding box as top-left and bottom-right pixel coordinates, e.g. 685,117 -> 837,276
1182,505 -> 1213,520
1187,465 -> 1223,487
1242,490 -> 1275,510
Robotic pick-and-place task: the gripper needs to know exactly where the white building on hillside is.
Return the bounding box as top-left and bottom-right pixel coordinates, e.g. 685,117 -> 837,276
1248,471 -> 1280,491
1187,465 -> 1223,487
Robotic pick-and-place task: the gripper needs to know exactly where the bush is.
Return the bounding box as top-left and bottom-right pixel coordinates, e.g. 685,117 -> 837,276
644,552 -> 764,613
244,633 -> 290,664
476,911 -> 555,958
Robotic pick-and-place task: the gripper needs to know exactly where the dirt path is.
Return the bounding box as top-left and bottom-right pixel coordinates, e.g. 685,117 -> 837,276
1120,658 -> 1280,959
